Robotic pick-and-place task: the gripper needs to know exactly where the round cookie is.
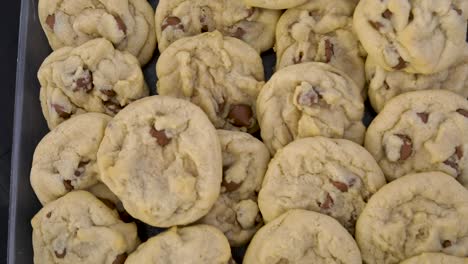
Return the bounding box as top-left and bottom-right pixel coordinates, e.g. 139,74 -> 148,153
38,0 -> 156,65
243,209 -> 362,264
275,0 -> 365,90
356,172 -> 468,264
366,53 -> 468,112
257,62 -> 365,154
365,90 -> 468,187
157,31 -> 265,133
125,225 -> 232,264
155,0 -> 281,52
198,130 -> 270,246
243,0 -> 308,9
400,253 -> 468,264
353,0 -> 467,74
31,191 -> 139,264
258,137 -> 386,233
31,113 -> 111,205
38,38 -> 148,129
97,96 -> 223,227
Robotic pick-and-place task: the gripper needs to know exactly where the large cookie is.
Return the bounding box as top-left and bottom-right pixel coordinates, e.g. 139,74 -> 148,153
257,62 -> 365,154
400,253 -> 468,264
243,0 -> 308,9
356,172 -> 468,264
198,130 -> 270,246
38,0 -> 156,65
157,31 -> 265,133
31,191 -> 139,264
38,38 -> 148,129
365,90 -> 468,187
243,209 -> 362,264
155,0 -> 280,52
353,0 -> 467,74
97,96 -> 222,227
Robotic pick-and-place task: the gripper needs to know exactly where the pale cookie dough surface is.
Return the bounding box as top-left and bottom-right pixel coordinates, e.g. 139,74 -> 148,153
157,31 -> 265,133
365,90 -> 468,187
275,0 -> 365,90
366,53 -> 468,112
31,113 -> 111,205
31,191 -> 139,264
400,253 -> 468,264
356,172 -> 468,264
155,0 -> 281,52
198,130 -> 270,246
257,62 -> 365,154
243,0 -> 308,9
125,225 -> 232,264
353,0 -> 467,74
38,0 -> 156,65
38,38 -> 148,129
97,96 -> 223,227
243,209 -> 362,264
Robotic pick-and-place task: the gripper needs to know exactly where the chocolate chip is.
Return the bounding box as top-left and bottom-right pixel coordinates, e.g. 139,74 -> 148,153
456,146 -> 464,159
382,9 -> 393,19
46,14 -> 55,30
442,240 -> 452,248
222,178 -> 242,192
393,57 -> 408,70
52,104 -> 71,119
408,12 -> 414,22
150,127 -> 171,146
324,39 -> 334,63
417,112 -> 429,123
75,69 -> 93,93
231,27 -> 246,39
396,134 -> 413,161
201,25 -> 209,33
74,160 -> 89,177
246,8 -> 256,18
228,104 -> 253,127
456,109 -> 468,117
383,81 -> 390,90
104,101 -> 122,114
46,212 -> 52,218
453,5 -> 463,15
318,193 -> 334,210
330,180 -> 348,192
162,16 -> 184,31
99,198 -> 116,210
54,248 -> 66,258
293,51 -> 304,64
297,88 -> 322,107
444,146 -> 463,174
369,20 -> 384,30
101,89 -> 117,97
63,180 -> 74,192
114,16 -> 127,34
112,253 -> 127,264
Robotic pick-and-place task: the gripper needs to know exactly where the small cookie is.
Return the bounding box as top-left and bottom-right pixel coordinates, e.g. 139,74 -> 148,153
155,0 -> 281,52
31,113 -> 111,205
356,172 -> 468,264
198,130 -> 270,246
243,0 -> 309,9
125,225 -> 232,264
97,96 -> 222,227
353,0 -> 467,74
38,0 -> 156,65
157,31 -> 264,133
366,54 -> 468,112
258,137 -> 386,233
257,62 -> 365,154
31,191 -> 139,264
243,209 -> 362,264
38,38 -> 148,129
276,0 -> 365,90
400,253 -> 468,264
365,90 -> 468,187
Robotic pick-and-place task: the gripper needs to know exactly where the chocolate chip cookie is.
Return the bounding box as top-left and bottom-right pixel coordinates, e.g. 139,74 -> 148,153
401,253 -> 468,264
257,62 -> 365,154
97,96 -> 223,227
356,172 -> 468,264
365,90 -> 468,187
38,0 -> 156,65
243,0 -> 309,9
31,191 -> 139,264
38,38 -> 148,129
155,0 -> 281,52
157,31 -> 265,133
243,209 -> 362,264
198,130 -> 270,246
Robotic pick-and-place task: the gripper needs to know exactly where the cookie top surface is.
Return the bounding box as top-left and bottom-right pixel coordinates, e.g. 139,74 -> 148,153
257,62 -> 365,154
38,0 -> 156,65
356,172 -> 468,264
155,0 -> 280,52
97,96 -> 223,227
353,0 -> 467,74
31,191 -> 139,264
243,0 -> 309,9
243,209 -> 362,264
157,31 -> 265,133
400,253 -> 468,264
365,90 -> 468,187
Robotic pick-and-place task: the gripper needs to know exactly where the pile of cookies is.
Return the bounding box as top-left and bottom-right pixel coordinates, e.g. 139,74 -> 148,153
29,0 -> 467,263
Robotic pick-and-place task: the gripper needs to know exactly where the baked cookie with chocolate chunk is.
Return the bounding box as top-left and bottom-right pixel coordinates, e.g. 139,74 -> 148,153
400,253 -> 468,264
157,31 -> 264,133
258,137 -> 386,234
125,225 -> 233,264
244,0 -> 308,9
198,130 -> 270,246
31,191 -> 139,264
97,96 -> 223,227
365,90 -> 468,187
356,172 -> 468,264
155,0 -> 280,52
38,0 -> 156,65
353,0 -> 467,74
38,38 -> 148,129
243,209 -> 362,264
257,62 -> 365,154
